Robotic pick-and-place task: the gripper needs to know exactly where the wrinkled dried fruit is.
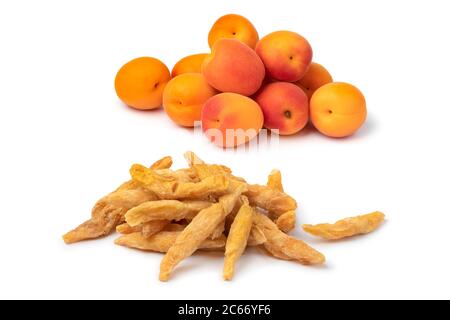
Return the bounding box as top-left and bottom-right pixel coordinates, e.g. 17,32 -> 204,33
225,195 -> 248,233
223,202 -> 253,280
116,222 -> 142,234
150,156 -> 173,170
159,184 -> 247,281
115,232 -> 226,252
63,183 -> 156,244
246,184 -> 297,217
153,168 -> 198,183
141,220 -> 170,238
130,164 -> 230,199
192,164 -> 232,180
125,200 -> 211,226
63,156 -> 172,244
191,163 -> 246,183
303,211 -> 385,240
267,169 -> 283,192
263,241 -> 292,260
247,225 -> 267,246
211,220 -> 225,239
184,151 -> 205,167
253,211 -> 325,265
276,210 -> 296,233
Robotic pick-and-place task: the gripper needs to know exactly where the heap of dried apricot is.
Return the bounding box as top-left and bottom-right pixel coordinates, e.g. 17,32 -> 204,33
63,152 -> 384,281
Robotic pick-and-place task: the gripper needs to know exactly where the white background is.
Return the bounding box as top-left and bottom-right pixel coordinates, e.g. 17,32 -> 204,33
1,0 -> 449,300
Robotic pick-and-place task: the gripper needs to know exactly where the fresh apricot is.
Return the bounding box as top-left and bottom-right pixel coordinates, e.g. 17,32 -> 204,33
295,62 -> 333,99
256,31 -> 312,82
208,14 -> 259,49
310,82 -> 366,138
202,93 -> 264,148
171,54 -> 209,78
202,39 -> 265,96
255,82 -> 309,135
115,57 -> 170,110
163,73 -> 217,127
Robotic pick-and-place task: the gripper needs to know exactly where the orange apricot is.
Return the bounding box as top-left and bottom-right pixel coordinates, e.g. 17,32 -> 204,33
115,57 -> 170,110
171,54 -> 209,78
201,93 -> 263,148
256,31 -> 313,82
202,39 -> 265,96
255,82 -> 309,135
310,82 -> 366,138
295,62 -> 333,99
208,14 -> 259,49
163,73 -> 217,127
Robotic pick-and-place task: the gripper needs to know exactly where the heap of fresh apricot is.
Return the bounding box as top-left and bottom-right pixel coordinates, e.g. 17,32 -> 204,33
115,14 -> 367,147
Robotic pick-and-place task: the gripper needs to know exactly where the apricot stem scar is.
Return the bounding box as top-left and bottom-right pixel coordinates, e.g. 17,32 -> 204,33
284,110 -> 292,119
